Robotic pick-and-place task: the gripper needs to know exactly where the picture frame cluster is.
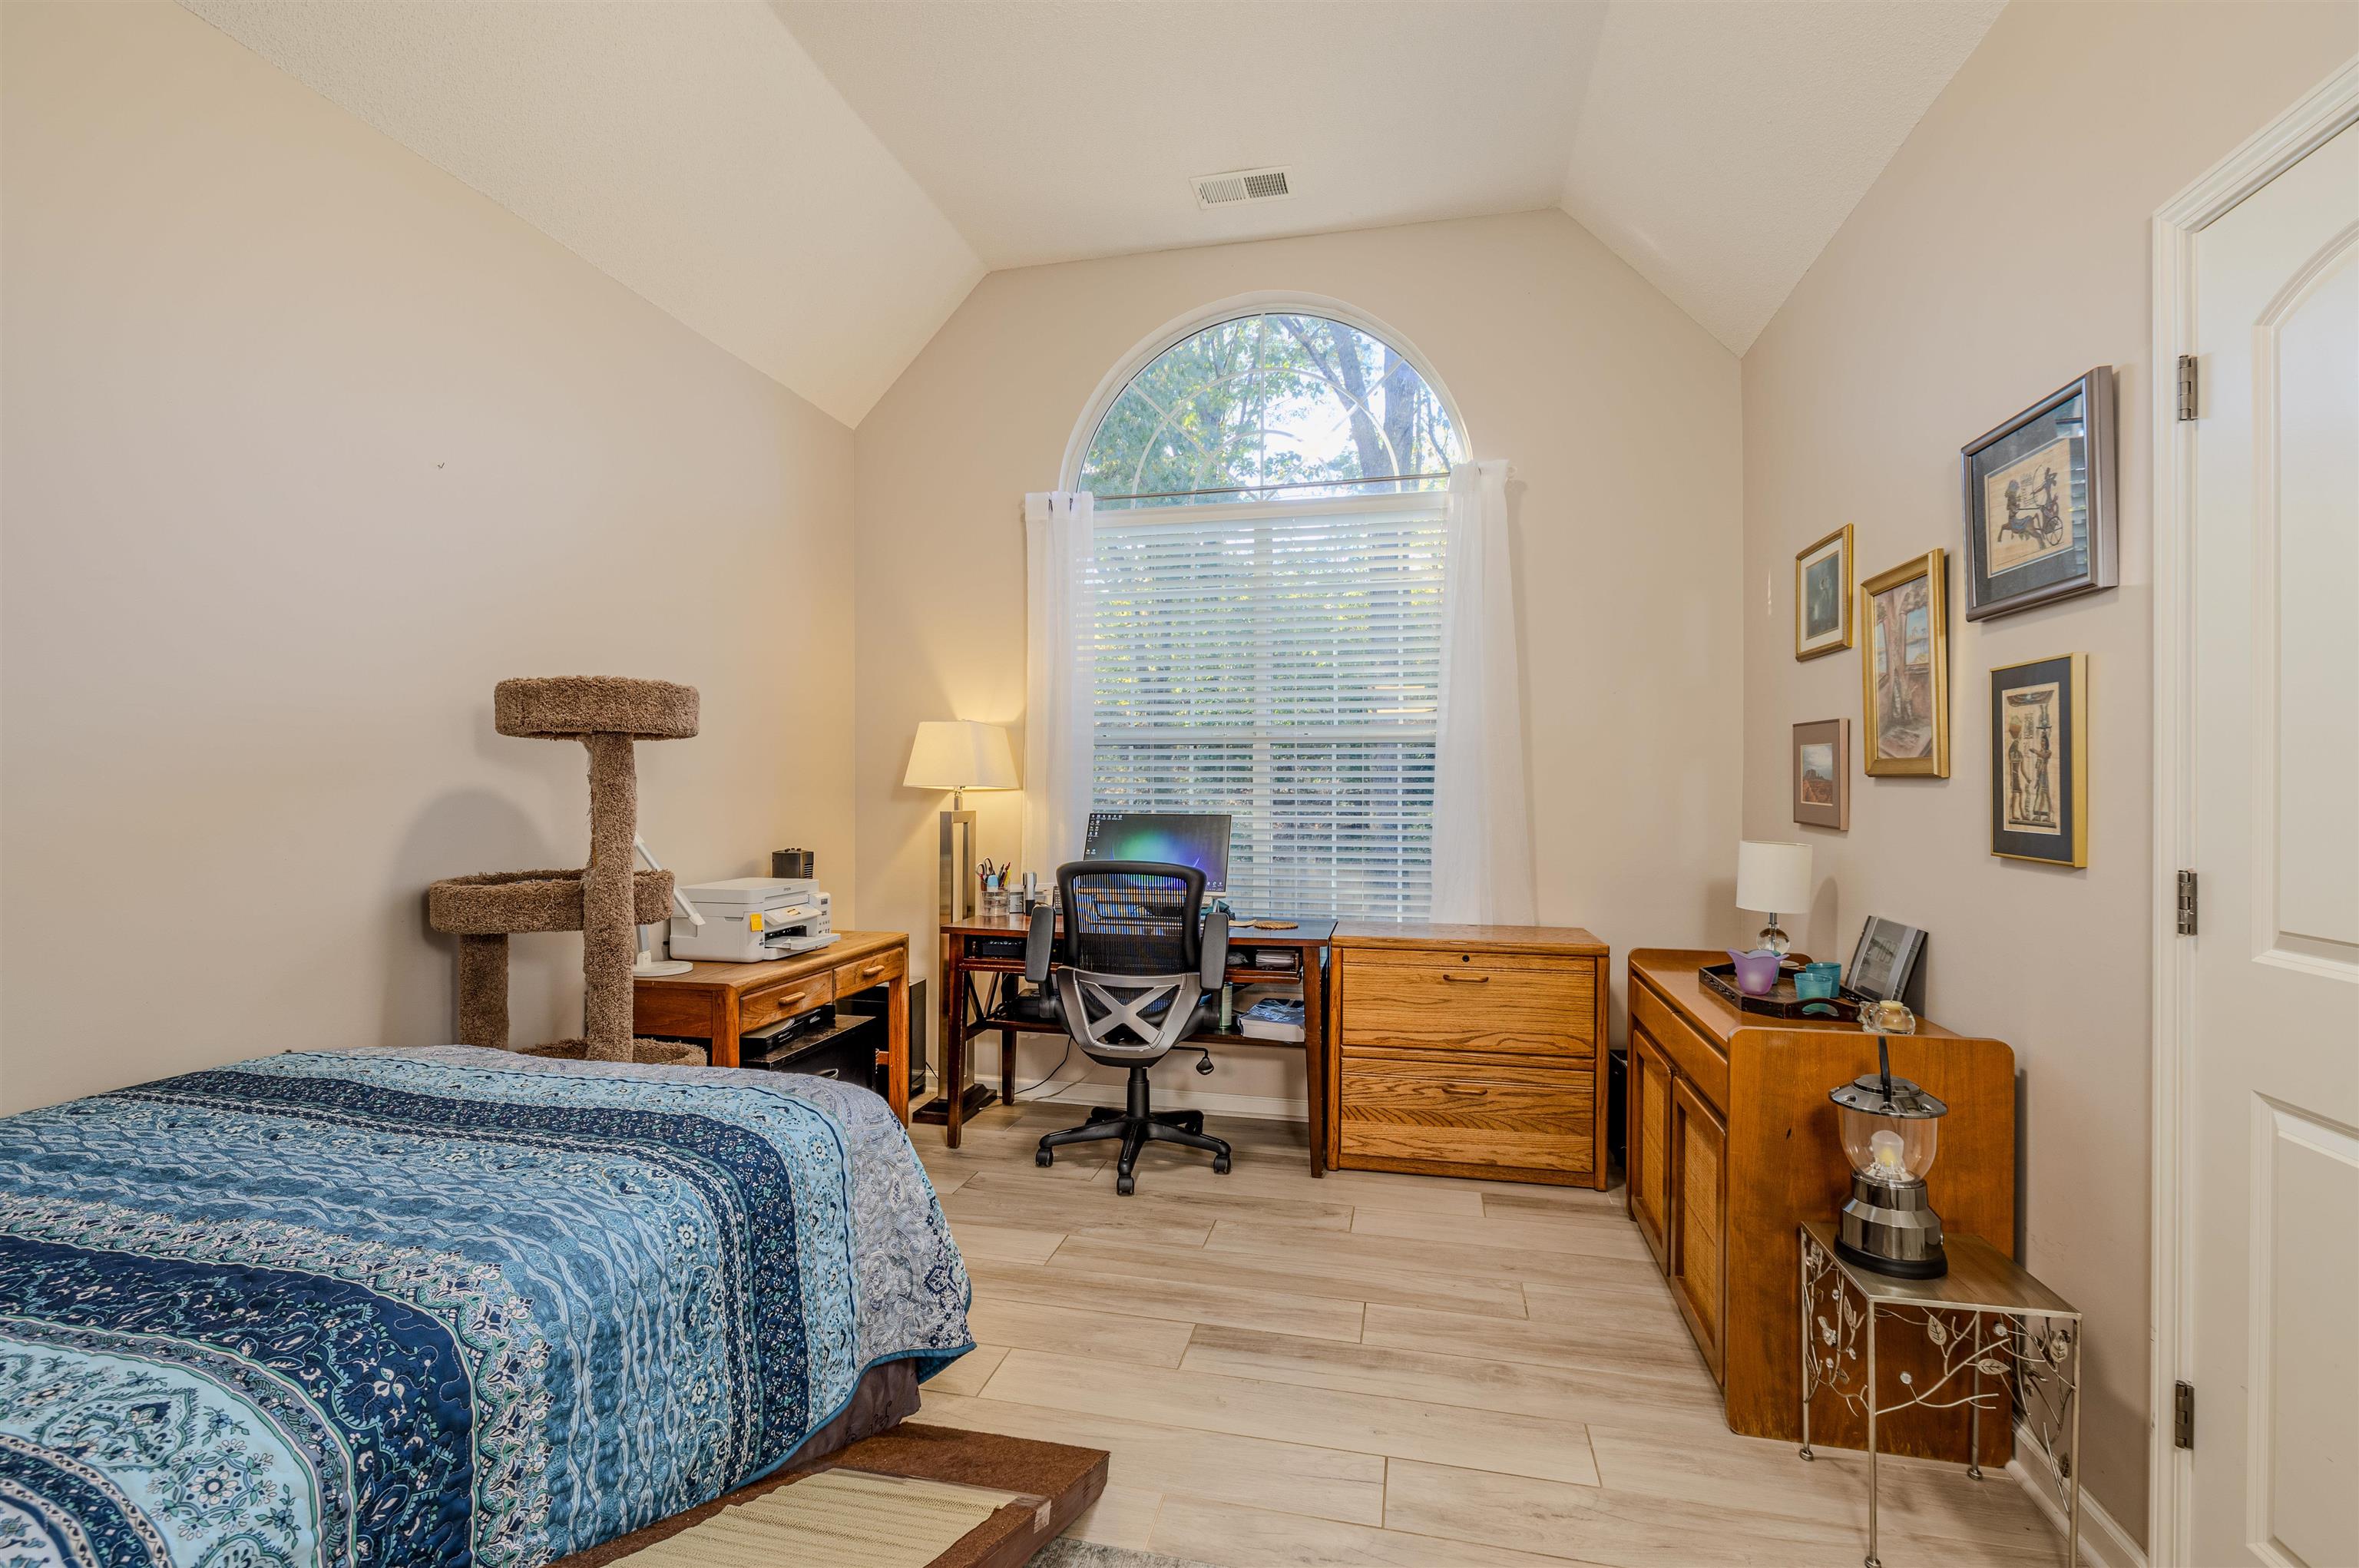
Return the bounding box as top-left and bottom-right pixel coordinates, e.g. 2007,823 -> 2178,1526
1789,368 -> 2112,868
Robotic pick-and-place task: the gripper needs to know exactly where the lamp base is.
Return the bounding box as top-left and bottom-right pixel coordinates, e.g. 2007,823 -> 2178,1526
1758,918 -> 1792,957
1835,1171 -> 1947,1278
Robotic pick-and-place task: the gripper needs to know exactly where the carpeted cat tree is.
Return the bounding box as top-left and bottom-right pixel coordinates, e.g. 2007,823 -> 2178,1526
428,676 -> 704,1066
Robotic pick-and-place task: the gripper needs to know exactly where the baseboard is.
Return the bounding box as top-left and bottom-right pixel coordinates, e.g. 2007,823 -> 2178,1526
2008,1421 -> 2147,1568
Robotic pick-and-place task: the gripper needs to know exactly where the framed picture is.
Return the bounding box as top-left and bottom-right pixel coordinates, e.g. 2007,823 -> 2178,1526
1961,367 -> 2116,620
1859,549 -> 1950,777
1846,916 -> 1926,1005
1795,525 -> 1854,659
1792,719 -> 1849,829
1990,653 -> 2089,867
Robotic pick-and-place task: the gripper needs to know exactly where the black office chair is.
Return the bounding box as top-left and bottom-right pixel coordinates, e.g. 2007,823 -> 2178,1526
1024,860 -> 1231,1195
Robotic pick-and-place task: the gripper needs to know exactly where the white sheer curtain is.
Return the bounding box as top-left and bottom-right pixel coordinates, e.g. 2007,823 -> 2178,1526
1430,460 -> 1536,925
1022,491 -> 1097,875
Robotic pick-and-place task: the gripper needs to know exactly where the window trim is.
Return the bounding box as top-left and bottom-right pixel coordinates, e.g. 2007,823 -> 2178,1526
1057,292 -> 1474,495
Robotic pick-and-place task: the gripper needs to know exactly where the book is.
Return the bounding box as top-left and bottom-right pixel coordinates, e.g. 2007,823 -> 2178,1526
1236,996 -> 1305,1042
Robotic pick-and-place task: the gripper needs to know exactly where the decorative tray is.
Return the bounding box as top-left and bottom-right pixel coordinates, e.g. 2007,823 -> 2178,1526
1698,962 -> 1862,1021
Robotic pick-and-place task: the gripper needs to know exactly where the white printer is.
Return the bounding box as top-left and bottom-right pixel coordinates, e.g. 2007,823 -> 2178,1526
668,878 -> 838,962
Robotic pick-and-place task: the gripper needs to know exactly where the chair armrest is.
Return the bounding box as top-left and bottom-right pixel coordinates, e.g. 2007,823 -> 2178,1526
1024,903 -> 1057,984
1199,908 -> 1229,990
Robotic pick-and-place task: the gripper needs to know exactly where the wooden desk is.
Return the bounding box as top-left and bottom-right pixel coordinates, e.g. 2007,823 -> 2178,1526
1626,948 -> 2015,1464
634,931 -> 910,1122
936,915 -> 1335,1175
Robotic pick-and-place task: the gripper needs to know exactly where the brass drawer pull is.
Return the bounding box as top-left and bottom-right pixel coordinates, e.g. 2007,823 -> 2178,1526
1444,974 -> 1491,984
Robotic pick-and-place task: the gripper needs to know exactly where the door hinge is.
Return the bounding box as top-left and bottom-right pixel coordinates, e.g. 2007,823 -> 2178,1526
2176,354 -> 2199,421
2176,869 -> 2199,936
2174,1380 -> 2196,1449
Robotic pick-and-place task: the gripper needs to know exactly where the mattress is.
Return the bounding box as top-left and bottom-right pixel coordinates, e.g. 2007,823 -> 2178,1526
0,1045 -> 974,1567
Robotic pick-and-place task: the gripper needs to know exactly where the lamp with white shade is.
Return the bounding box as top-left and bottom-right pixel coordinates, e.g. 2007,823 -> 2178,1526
904,720 -> 1019,924
1736,839 -> 1811,956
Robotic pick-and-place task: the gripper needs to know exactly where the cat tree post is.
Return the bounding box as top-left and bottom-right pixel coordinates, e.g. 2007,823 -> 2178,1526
427,676 -> 700,1065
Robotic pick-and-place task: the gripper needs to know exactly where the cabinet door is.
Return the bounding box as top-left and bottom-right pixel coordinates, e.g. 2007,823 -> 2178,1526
1669,1073 -> 1729,1384
1626,1026 -> 1673,1269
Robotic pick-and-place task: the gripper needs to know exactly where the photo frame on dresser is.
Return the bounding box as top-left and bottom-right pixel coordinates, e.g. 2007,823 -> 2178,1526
1961,367 -> 2116,620
1846,916 -> 1926,1005
1859,549 -> 1950,777
1792,719 -> 1849,829
1990,653 -> 2089,867
1795,525 -> 1854,659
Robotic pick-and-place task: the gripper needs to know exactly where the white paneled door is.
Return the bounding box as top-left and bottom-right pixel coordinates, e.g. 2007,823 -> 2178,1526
2185,115 -> 2359,1568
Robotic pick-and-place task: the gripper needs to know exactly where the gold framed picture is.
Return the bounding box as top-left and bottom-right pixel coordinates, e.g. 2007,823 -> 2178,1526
1860,549 -> 1950,777
1795,525 -> 1854,660
1990,653 -> 2089,866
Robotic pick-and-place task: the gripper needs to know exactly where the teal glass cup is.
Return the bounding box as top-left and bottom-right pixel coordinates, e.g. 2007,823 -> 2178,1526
1795,962 -> 1841,1001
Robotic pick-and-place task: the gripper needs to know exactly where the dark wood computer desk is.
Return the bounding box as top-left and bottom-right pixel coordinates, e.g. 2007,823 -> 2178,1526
929,914 -> 1335,1176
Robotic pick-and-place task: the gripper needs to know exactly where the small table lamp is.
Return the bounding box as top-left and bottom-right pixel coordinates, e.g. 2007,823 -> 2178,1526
905,720 -> 1019,924
1736,839 -> 1811,956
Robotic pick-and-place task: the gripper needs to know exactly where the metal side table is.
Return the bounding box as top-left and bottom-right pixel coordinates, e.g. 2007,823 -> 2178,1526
1798,1221 -> 2082,1568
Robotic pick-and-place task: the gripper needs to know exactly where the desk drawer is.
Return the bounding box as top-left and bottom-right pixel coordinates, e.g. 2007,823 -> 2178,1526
1628,977 -> 1729,1110
740,974 -> 833,1034
1338,949 -> 1594,1059
833,947 -> 904,997
1338,1052 -> 1595,1178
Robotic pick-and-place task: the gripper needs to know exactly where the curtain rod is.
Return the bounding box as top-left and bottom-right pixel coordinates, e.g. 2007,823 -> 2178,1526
1091,471 -> 1453,504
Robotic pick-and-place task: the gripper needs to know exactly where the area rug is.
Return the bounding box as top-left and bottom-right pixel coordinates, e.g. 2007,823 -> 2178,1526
1027,1542 -> 1219,1568
613,1469 -> 1024,1566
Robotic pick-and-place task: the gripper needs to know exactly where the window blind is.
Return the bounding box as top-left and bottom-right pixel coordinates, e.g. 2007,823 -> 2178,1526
1088,499 -> 1445,921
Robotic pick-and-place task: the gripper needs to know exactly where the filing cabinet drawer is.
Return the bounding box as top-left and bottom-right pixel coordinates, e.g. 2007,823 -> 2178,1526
1338,948 -> 1596,1060
1338,1050 -> 1596,1179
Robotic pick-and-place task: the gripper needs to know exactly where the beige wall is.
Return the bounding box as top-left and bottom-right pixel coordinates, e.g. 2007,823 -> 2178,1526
1741,0 -> 2358,1540
0,2 -> 858,1112
854,210 -> 1743,1108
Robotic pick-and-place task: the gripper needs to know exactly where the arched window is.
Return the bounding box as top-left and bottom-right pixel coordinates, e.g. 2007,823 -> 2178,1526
1079,311 -> 1463,508
1068,306 -> 1467,921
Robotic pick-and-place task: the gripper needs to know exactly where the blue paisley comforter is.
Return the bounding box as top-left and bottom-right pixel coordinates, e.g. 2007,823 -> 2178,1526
0,1046 -> 972,1568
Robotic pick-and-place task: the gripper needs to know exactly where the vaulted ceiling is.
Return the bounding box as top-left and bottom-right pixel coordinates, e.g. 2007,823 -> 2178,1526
186,0 -> 2001,427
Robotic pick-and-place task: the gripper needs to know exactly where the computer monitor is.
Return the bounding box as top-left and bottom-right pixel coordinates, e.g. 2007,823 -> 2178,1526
1084,812 -> 1231,893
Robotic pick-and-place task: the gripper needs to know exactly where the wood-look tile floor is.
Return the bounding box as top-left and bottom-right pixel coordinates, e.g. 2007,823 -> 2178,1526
915,1101 -> 2075,1568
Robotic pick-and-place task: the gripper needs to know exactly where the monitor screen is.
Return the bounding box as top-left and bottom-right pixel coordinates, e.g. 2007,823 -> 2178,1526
1084,812 -> 1232,892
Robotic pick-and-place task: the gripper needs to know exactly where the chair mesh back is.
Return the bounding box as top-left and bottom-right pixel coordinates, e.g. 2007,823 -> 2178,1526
1061,864 -> 1202,978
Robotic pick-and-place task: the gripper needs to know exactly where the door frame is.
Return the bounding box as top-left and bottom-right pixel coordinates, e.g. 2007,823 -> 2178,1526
2146,55 -> 2359,1566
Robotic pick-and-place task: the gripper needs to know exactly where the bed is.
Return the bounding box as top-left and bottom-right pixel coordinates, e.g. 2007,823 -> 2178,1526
0,1045 -> 974,1568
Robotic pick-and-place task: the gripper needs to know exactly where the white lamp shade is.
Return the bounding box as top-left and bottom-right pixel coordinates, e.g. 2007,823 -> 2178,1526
1736,839 -> 1811,915
903,720 -> 1019,792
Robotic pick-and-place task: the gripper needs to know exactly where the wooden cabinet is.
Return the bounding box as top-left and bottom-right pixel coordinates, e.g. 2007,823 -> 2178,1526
1667,1073 -> 1727,1381
1627,1027 -> 1672,1267
1329,925 -> 1607,1187
1625,949 -> 2017,1467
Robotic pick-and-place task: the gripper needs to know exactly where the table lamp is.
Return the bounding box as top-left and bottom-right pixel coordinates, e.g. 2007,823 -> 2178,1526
1736,839 -> 1811,957
904,720 -> 1018,924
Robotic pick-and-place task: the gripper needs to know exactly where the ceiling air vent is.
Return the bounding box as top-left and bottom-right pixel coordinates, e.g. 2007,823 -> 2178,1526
1193,166 -> 1293,210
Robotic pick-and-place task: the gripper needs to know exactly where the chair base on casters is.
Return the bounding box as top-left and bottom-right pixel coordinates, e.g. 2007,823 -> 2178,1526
1036,1065 -> 1230,1195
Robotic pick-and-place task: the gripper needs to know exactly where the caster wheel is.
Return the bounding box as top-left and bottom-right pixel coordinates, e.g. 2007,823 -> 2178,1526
1116,1173 -> 1136,1196
1212,1156 -> 1231,1174
1035,1150 -> 1053,1167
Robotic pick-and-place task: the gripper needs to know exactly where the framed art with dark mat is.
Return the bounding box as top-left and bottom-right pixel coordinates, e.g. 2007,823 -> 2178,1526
1795,524 -> 1853,659
1991,653 -> 2088,867
1792,718 -> 1849,829
1961,367 -> 2116,620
